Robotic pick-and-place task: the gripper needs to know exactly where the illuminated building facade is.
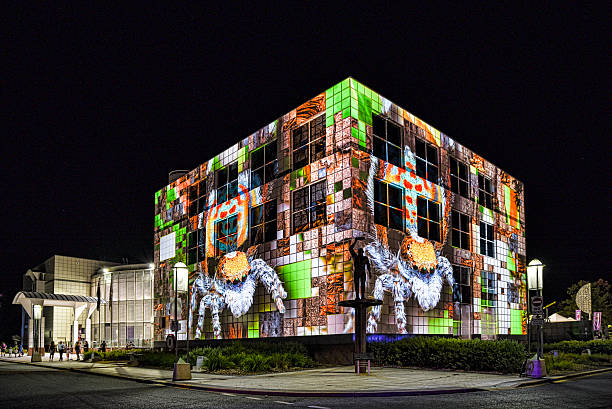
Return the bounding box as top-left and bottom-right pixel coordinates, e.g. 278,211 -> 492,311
153,77 -> 527,342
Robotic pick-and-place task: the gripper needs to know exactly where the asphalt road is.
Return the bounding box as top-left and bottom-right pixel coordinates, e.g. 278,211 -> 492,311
1,361 -> 611,409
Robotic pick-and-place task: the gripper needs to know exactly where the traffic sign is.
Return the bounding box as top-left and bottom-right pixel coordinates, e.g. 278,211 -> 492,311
531,296 -> 543,314
531,317 -> 544,326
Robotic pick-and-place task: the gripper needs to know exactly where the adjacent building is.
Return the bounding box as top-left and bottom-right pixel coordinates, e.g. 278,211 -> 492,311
15,256 -> 154,350
153,77 -> 527,342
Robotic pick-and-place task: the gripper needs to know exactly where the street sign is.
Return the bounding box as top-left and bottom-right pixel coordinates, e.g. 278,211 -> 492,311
531,296 -> 543,315
531,317 -> 544,326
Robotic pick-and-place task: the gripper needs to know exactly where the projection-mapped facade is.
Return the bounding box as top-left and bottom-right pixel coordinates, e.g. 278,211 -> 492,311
153,78 -> 527,341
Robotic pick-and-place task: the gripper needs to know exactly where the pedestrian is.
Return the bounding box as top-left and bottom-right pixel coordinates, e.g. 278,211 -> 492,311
75,341 -> 81,361
66,342 -> 71,361
1,342 -> 5,356
83,340 -> 89,353
49,341 -> 56,361
58,341 -> 64,361
18,344 -> 24,357
100,340 -> 106,353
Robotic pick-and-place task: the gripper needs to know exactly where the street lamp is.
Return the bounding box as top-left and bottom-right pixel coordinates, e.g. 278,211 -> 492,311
527,259 -> 545,371
527,259 -> 544,292
172,262 -> 190,381
31,304 -> 42,362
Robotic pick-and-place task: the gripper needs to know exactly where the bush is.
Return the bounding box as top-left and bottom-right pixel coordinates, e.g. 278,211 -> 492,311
369,337 -> 526,374
241,353 -> 271,372
544,340 -> 612,355
183,342 -> 314,373
82,351 -> 94,361
138,351 -> 176,369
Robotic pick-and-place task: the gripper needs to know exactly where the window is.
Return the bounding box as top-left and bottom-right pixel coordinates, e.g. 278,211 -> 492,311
292,114 -> 326,169
251,141 -> 278,189
415,139 -> 439,183
452,265 -> 472,304
216,162 -> 238,203
451,210 -> 470,250
417,196 -> 440,241
479,221 -> 495,257
250,200 -> 277,244
373,179 -> 404,231
481,271 -> 497,307
449,157 -> 469,198
372,114 -> 402,167
292,180 -> 326,233
478,174 -> 493,209
216,214 -> 238,256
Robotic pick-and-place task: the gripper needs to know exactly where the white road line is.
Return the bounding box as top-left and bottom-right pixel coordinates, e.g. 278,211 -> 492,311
221,392 -> 236,396
274,401 -> 294,405
246,396 -> 263,400
308,406 -> 331,409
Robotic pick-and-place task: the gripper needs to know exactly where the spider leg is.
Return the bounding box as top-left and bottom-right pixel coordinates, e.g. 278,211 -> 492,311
250,259 -> 287,313
196,296 -> 208,340
367,273 -> 394,333
393,279 -> 408,334
211,296 -> 223,339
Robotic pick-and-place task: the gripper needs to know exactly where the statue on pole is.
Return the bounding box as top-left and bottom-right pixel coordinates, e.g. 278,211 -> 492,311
349,237 -> 370,300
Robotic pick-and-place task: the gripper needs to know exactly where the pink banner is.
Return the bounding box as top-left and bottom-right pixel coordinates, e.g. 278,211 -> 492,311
575,310 -> 581,321
593,311 -> 602,331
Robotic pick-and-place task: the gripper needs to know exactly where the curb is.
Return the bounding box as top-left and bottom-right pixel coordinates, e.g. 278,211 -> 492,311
516,367 -> 612,387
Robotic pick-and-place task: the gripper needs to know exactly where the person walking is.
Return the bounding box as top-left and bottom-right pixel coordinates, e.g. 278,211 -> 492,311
58,341 -> 64,361
66,342 -> 71,361
49,341 -> 56,361
83,340 -> 89,353
100,340 -> 106,353
74,341 -> 81,361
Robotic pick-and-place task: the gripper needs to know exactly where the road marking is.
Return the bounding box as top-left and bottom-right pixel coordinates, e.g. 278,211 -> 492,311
553,379 -> 568,383
222,392 -> 236,396
246,396 -> 263,400
308,406 -> 331,409
274,401 -> 294,405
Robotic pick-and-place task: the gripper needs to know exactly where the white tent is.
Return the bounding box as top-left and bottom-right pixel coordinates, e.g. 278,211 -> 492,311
548,313 -> 576,322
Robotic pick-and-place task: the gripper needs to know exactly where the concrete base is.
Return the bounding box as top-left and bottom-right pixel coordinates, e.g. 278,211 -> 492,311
173,362 -> 192,381
526,358 -> 547,378
31,352 -> 42,362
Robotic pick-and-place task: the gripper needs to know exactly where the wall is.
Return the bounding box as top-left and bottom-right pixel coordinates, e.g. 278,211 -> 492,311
153,78 -> 527,341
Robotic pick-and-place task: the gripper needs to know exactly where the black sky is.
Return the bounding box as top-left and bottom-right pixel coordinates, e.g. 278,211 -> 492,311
2,4 -> 610,335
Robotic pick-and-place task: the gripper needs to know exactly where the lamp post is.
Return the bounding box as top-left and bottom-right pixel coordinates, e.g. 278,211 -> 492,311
527,259 -> 544,359
172,262 -> 190,381
31,304 -> 42,362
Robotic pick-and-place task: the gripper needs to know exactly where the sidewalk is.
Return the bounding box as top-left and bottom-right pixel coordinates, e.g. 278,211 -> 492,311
1,354 -> 605,397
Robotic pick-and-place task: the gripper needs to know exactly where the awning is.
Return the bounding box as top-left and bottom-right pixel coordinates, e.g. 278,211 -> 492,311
13,291 -> 105,319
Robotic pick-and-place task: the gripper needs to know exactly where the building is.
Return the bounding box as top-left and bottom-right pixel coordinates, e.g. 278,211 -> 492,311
15,255 -> 118,351
14,256 -> 155,351
90,264 -> 155,348
153,77 -> 527,342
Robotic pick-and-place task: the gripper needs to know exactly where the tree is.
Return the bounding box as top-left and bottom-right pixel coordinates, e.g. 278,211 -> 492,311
556,279 -> 612,327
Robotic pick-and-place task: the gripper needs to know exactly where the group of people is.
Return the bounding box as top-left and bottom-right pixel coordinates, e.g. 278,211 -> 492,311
1,342 -> 24,357
48,340 -> 89,361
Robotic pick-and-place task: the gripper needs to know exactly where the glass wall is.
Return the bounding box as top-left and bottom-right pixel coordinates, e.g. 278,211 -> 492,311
91,267 -> 153,348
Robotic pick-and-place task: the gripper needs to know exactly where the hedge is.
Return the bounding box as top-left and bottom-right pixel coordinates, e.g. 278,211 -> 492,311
368,337 -> 526,374
544,340 -> 612,355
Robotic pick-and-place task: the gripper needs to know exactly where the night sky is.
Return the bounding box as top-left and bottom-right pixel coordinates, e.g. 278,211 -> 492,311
2,4 -> 609,337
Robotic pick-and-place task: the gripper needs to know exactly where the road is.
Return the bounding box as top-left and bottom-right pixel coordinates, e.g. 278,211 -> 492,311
1,360 -> 611,408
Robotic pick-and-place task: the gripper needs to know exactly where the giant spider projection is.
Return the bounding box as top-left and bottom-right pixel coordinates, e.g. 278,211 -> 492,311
189,247 -> 287,339
362,150 -> 454,334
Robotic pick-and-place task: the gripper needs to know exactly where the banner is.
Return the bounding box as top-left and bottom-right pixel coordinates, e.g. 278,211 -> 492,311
575,310 -> 581,321
593,311 -> 602,331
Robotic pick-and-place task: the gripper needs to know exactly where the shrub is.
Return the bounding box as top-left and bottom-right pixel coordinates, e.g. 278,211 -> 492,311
369,337 -> 526,374
82,351 -> 94,361
544,340 -> 612,355
138,351 -> 176,369
241,353 -> 271,372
